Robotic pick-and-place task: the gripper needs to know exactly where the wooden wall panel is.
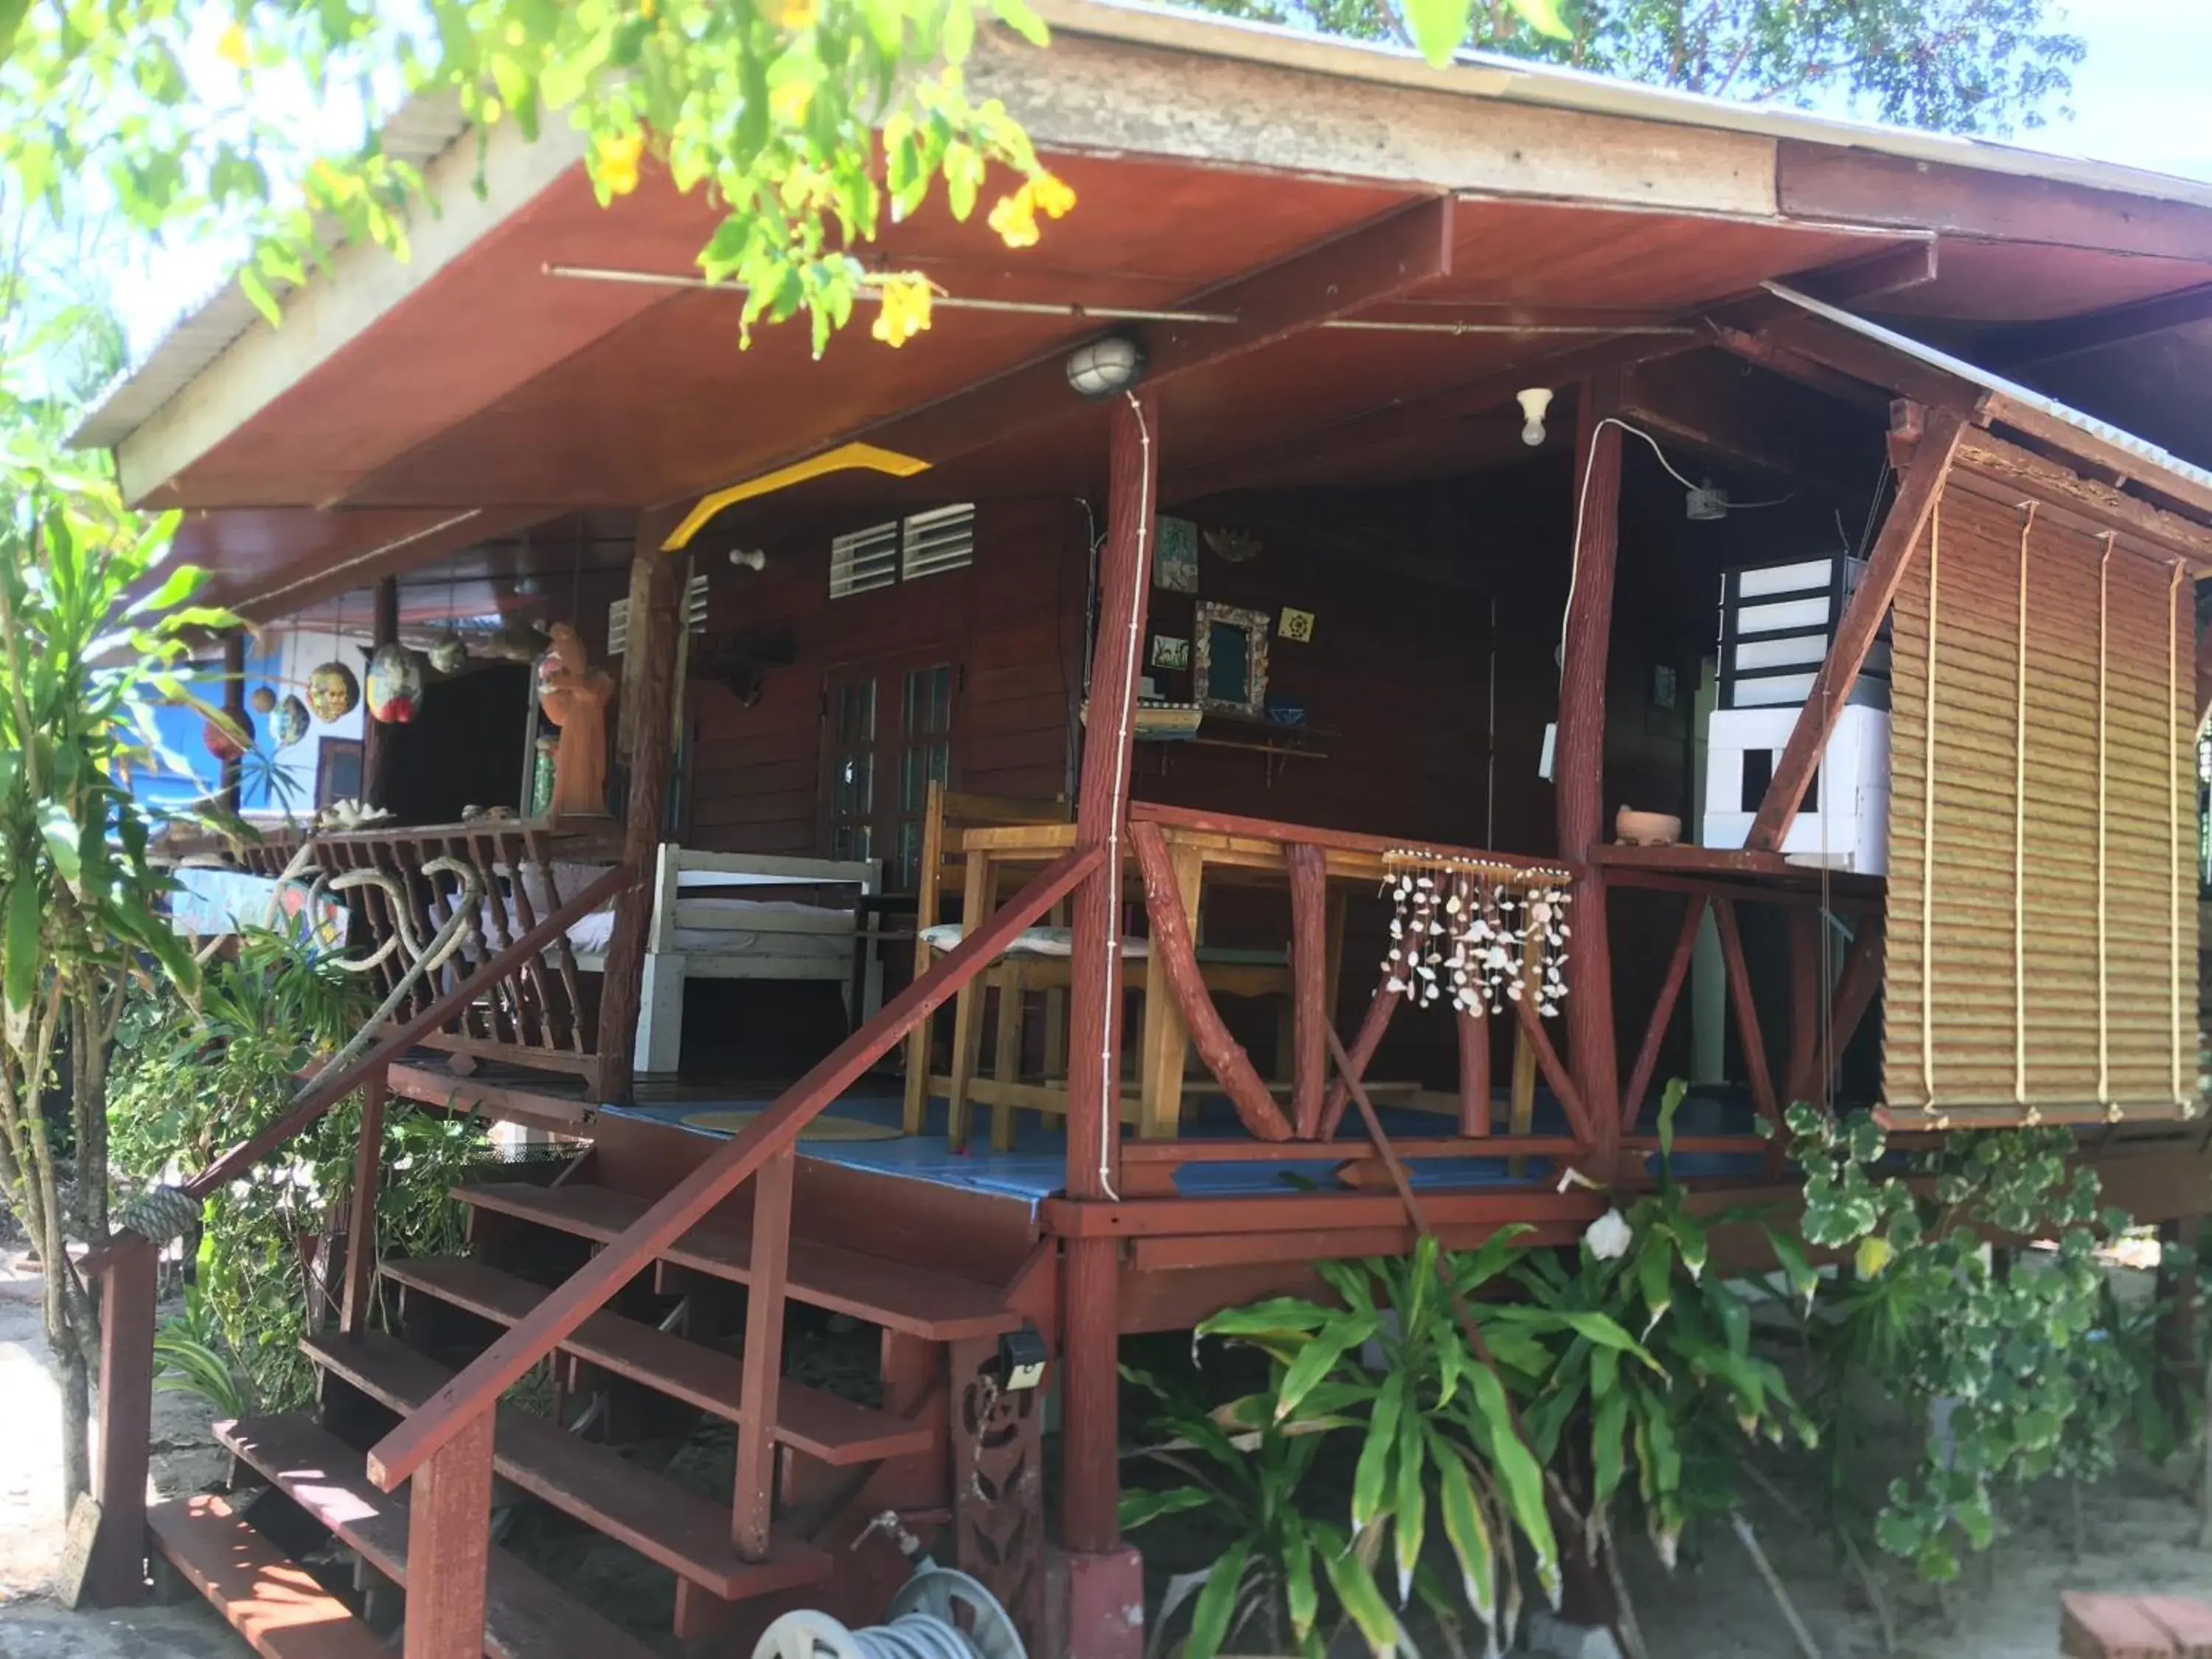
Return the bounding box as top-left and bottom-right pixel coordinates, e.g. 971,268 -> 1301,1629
682,498 -> 1083,860
1885,455 -> 2198,1124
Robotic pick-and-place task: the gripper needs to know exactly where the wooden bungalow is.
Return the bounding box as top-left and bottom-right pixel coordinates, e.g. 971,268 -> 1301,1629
67,4 -> 2212,1655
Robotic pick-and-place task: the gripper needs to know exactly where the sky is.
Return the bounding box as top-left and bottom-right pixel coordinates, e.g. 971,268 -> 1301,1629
101,2 -> 2212,363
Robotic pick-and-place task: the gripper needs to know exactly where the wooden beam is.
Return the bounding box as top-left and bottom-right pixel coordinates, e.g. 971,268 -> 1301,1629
1132,821 -> 1292,1142
598,517 -> 684,1102
1701,321 -> 1891,416
400,1413 -> 495,1659
1792,240 -> 1940,307
1784,914 -> 1885,1111
1983,279 -> 2212,369
338,1070 -> 388,1336
1619,894 -> 1706,1133
1619,349 -> 1880,486
1165,330 -> 1697,504
1747,403 -> 1968,852
1754,311 -> 1990,419
1287,842 -> 1329,1138
684,199 -> 1454,541
358,577 -> 398,810
1318,966 -> 1401,1139
732,1144 -> 793,1559
84,1239 -> 158,1607
1557,371 -> 1622,1164
1776,142 -> 2212,264
1061,386 -> 1158,1562
1711,898 -> 1781,1138
366,844 -> 1102,1492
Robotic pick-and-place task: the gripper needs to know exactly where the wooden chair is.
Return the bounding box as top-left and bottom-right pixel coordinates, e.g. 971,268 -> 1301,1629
900,783 -> 1073,1139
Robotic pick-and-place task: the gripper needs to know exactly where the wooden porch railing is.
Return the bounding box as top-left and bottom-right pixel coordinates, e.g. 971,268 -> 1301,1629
1120,801 -> 1595,1191
243,821 -> 609,1092
358,846 -> 1103,1656
79,866 -> 630,1608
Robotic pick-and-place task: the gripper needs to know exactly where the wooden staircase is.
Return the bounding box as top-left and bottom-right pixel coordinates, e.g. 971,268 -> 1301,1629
150,1174 -> 1023,1657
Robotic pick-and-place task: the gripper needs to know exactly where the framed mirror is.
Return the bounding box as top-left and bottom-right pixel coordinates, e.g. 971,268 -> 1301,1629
1194,602 -> 1271,716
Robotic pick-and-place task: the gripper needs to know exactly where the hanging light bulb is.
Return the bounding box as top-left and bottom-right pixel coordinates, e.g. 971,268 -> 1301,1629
1515,386 -> 1554,448
1065,332 -> 1147,398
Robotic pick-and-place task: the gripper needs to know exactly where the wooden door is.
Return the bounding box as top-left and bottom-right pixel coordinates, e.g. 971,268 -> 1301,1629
821,655 -> 959,887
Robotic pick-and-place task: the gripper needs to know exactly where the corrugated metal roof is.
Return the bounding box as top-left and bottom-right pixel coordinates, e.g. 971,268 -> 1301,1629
68,91 -> 471,452
1764,280 -> 2212,503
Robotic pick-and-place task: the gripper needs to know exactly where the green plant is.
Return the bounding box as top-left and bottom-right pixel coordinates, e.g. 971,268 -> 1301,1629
153,1287 -> 257,1421
1786,1102 -> 2132,1582
1119,1362 -> 1374,1659
1512,1085 -> 1815,1580
1194,1232 -> 1621,1655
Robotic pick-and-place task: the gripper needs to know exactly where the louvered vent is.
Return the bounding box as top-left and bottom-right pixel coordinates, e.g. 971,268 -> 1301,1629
1883,444 -> 2198,1127
830,521 -> 900,599
608,572 -> 710,655
900,503 -> 976,582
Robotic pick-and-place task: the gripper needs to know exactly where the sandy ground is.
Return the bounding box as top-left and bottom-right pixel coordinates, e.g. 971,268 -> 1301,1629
1,1242 -> 2208,1658
0,1251 -> 246,1659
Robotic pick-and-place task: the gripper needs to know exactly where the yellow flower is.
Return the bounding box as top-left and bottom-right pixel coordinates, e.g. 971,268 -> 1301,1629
216,20 -> 250,67
771,76 -> 814,125
987,172 -> 1076,250
870,274 -> 933,348
594,128 -> 644,197
779,0 -> 817,27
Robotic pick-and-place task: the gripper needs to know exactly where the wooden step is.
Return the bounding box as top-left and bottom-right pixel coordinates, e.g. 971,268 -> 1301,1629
380,1255 -> 933,1465
302,1330 -> 831,1600
146,1493 -> 389,1659
217,1413 -> 657,1659
455,1180 -> 1018,1340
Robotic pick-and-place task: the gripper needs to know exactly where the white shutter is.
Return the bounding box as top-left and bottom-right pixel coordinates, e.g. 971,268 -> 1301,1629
608,572 -> 711,654
830,521 -> 900,599
900,503 -> 975,582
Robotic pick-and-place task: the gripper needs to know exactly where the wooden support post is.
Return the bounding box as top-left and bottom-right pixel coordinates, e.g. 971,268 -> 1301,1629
1061,387 -> 1154,1599
1785,910 -> 1820,1110
1620,894 -> 1706,1133
1287,843 -> 1329,1138
1747,403 -> 1968,851
84,1237 -> 157,1607
338,1068 -> 389,1335
1785,914 -> 1884,1112
1318,969 -> 1401,1140
1456,1001 -> 1492,1138
598,517 -> 685,1103
401,1411 -> 495,1659
733,1144 -> 794,1559
359,577 -> 398,811
1712,899 -> 1782,1138
218,630 -> 247,815
1137,838 -> 1205,1139
1557,372 -> 1624,1170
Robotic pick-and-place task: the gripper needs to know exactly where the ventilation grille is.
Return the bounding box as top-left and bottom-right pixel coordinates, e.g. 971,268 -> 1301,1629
900,503 -> 976,582
830,521 -> 901,599
608,572 -> 710,655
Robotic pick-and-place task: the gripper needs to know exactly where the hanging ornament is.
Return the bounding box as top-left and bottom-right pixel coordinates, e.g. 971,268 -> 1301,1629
202,711 -> 250,762
272,694 -> 311,748
306,659 -> 359,723
366,642 -> 425,723
248,685 -> 277,715
482,622 -> 548,664
427,630 -> 469,675
1381,850 -> 1574,1019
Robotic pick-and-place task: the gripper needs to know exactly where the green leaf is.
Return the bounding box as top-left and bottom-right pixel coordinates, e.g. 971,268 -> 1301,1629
1352,1373 -> 1402,1533
1764,1226 -> 1820,1313
1506,0 -> 1572,42
1431,1439 -> 1497,1629
1284,1514 -> 1320,1645
1319,1531 -> 1399,1658
1399,0 -> 1470,65
238,265 -> 281,327
1276,1312 -> 1377,1421
4,874 -> 41,1014
1119,1486 -> 1211,1530
987,0 -> 1051,46
1656,1076 -> 1687,1171
1183,1540 -> 1250,1659
1463,1364 -> 1561,1602
1392,1402 -> 1425,1603
1590,1388 -> 1629,1507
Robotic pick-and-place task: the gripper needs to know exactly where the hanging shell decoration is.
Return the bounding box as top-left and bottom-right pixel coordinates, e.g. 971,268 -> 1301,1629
248,685 -> 278,715
201,712 -> 249,762
272,693 -> 311,748
1382,852 -> 1573,1019
306,659 -> 360,723
427,629 -> 470,675
366,641 -> 425,724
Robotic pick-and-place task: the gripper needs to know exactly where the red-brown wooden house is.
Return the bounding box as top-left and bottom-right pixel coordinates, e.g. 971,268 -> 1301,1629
69,5 -> 2212,1654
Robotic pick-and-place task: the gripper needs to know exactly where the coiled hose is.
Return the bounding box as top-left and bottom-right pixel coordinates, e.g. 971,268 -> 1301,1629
753,1520 -> 1026,1659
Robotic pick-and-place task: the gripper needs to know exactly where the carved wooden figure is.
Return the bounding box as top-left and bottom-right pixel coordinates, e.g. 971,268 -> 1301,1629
536,622 -> 616,815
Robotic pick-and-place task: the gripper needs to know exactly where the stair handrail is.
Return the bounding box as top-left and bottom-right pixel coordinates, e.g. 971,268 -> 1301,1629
80,863 -> 631,1276
364,842 -> 1103,1494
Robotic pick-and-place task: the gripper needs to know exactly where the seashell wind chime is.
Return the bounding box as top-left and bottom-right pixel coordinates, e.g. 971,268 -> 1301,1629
1382,850 -> 1573,1019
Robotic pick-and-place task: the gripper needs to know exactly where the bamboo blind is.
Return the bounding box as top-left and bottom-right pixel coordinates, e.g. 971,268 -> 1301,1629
1884,456 -> 2199,1127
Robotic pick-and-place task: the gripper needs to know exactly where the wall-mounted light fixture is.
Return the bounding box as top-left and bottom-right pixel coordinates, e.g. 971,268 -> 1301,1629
1516,386 -> 1554,448
1067,333 -> 1147,398
729,548 -> 768,571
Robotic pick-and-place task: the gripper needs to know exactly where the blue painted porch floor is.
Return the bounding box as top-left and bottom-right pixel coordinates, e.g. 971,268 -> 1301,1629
593,1084 -> 1739,1212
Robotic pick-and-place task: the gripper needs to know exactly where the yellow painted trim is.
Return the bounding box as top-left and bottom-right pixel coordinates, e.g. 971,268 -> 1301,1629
661,442 -> 932,550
